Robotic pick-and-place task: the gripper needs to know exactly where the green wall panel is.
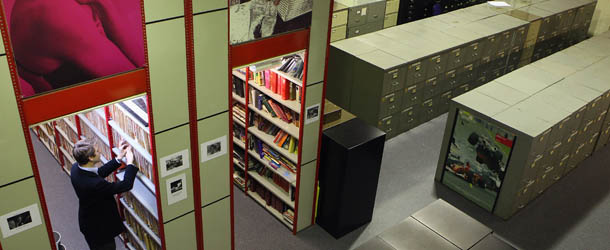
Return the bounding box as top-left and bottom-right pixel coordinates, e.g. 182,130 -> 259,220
0,178 -> 51,250
147,19 -> 189,133
296,160 -> 316,232
163,211 -> 197,250
144,0 -> 184,23
194,10 -> 229,119
193,0 -> 227,13
0,57 -> 33,187
197,113 -> 230,206
154,125 -> 195,222
202,197 -> 231,250
306,0 -> 332,85
301,82 -> 324,164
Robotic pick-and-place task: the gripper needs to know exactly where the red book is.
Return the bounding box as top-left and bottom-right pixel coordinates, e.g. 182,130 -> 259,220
273,131 -> 284,143
270,71 -> 278,93
280,77 -> 289,100
270,102 -> 288,122
264,70 -> 271,89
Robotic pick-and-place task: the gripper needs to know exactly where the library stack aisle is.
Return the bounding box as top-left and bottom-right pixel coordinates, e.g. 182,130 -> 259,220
0,0 -> 334,249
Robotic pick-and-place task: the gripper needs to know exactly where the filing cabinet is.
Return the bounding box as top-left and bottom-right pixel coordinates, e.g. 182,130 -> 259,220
332,0 -> 388,41
435,29 -> 610,220
327,0 -> 596,140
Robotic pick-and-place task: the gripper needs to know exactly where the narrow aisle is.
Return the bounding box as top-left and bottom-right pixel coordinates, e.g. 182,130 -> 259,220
32,131 -> 126,250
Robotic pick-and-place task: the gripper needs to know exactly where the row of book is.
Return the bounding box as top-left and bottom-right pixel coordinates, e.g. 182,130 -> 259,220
233,122 -> 246,144
283,209 -> 294,226
233,169 -> 246,190
249,160 -> 292,195
278,55 -> 304,81
123,209 -> 161,250
232,103 -> 247,125
250,88 -> 299,127
251,114 -> 298,154
56,119 -> 79,143
80,121 -> 112,161
57,134 -> 75,162
42,123 -> 56,138
251,70 -> 302,102
110,102 -> 152,153
84,109 -> 108,138
248,179 -> 293,220
232,76 -> 246,99
249,135 -> 297,172
37,124 -> 61,161
123,192 -> 160,236
112,129 -> 153,181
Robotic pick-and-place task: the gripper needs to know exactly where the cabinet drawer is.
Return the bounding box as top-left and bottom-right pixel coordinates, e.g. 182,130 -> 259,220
367,1 -> 386,23
423,76 -> 441,100
406,61 -> 427,85
426,53 -> 447,78
403,82 -> 423,109
330,25 -> 347,42
399,106 -> 419,132
382,67 -> 406,95
347,21 -> 382,38
378,115 -> 398,137
348,6 -> 368,27
384,13 -> 398,28
385,0 -> 399,14
379,91 -> 402,118
332,10 -> 348,28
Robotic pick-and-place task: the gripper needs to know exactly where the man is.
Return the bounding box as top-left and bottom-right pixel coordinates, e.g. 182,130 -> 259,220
71,139 -> 138,250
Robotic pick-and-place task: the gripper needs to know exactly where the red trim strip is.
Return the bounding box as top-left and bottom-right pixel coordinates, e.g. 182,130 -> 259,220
138,1 -> 167,249
230,30 -> 309,68
22,69 -> 147,125
183,1 -> 205,250
311,0 -> 335,225
227,2 -> 236,249
0,1 -> 56,249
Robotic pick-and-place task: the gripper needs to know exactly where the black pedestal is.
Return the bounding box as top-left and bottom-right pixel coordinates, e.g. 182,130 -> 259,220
316,118 -> 386,238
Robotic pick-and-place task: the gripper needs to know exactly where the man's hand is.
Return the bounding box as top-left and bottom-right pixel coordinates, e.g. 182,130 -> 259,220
117,140 -> 128,160
125,146 -> 135,165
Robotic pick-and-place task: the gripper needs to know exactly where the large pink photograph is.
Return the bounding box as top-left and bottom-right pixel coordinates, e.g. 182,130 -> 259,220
2,0 -> 145,97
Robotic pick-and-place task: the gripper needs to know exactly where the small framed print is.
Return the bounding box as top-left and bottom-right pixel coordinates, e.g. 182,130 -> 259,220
305,103 -> 321,125
160,149 -> 190,178
166,174 -> 187,205
200,135 -> 227,163
0,204 -> 42,238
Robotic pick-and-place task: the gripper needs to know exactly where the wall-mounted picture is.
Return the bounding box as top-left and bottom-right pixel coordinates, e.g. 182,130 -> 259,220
166,174 -> 187,205
160,149 -> 190,178
1,0 -> 146,98
442,109 -> 516,211
0,204 -> 42,238
229,0 -> 313,44
201,135 -> 227,163
305,103 -> 320,125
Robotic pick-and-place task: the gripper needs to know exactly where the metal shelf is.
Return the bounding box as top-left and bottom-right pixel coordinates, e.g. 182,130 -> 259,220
122,221 -> 147,250
249,126 -> 298,164
249,103 -> 299,138
120,198 -> 162,245
116,171 -> 158,219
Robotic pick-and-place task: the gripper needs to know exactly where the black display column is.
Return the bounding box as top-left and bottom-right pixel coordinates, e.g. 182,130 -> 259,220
316,118 -> 386,238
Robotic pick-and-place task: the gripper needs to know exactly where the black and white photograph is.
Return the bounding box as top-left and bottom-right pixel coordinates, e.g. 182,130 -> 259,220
1,204 -> 42,238
160,149 -> 189,177
229,0 -> 313,44
305,103 -> 320,125
7,211 -> 32,230
170,179 -> 183,194
166,173 -> 188,205
201,136 -> 227,163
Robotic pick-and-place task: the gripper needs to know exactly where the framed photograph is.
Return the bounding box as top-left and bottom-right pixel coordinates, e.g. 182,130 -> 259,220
441,109 -> 516,211
2,0 -> 146,98
166,174 -> 187,205
305,103 -> 321,125
201,135 -> 227,163
229,0 -> 313,44
160,149 -> 190,178
0,204 -> 42,238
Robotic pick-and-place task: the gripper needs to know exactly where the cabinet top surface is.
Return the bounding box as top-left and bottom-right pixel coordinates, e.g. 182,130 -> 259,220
323,118 -> 385,149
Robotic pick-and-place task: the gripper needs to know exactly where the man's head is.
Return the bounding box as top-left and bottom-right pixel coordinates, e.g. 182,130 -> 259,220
73,139 -> 100,166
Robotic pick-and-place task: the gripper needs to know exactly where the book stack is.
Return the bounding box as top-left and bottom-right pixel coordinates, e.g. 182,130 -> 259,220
249,161 -> 292,195
56,119 -> 79,143
251,70 -> 301,102
123,192 -> 160,236
232,124 -> 246,144
123,209 -> 161,250
250,89 -> 299,128
38,122 -> 60,160
282,209 -> 294,225
84,109 -> 108,138
249,135 -> 297,173
232,103 -> 247,125
111,130 -> 153,181
80,123 -> 111,161
251,114 -> 298,153
110,100 -> 151,153
232,75 -> 246,98
277,55 -> 304,80
248,179 -> 291,216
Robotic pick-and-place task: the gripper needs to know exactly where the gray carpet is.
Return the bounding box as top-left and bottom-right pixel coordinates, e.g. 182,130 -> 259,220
235,114 -> 610,250
32,131 -> 127,250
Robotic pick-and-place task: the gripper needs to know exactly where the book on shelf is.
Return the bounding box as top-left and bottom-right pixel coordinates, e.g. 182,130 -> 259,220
283,209 -> 294,225
249,135 -> 297,172
80,122 -> 112,160
84,109 -> 108,138
110,99 -> 151,153
57,118 -> 79,144
233,170 -> 246,189
232,103 -> 247,124
123,210 -> 161,250
249,69 -> 301,103
249,161 -> 291,194
123,192 -> 160,236
278,54 -> 304,80
232,75 -> 246,98
113,127 -> 153,181
233,123 -> 247,143
248,179 -> 291,214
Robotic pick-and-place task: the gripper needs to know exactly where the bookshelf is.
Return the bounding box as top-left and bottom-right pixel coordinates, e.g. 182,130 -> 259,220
230,48 -> 322,233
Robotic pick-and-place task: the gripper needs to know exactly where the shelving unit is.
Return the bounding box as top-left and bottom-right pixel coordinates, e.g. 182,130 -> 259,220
230,45 -> 323,234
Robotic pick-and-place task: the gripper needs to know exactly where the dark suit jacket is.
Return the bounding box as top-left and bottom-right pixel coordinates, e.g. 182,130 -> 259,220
70,160 -> 138,245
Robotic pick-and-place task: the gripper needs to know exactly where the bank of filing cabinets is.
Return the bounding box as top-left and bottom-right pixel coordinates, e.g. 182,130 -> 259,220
331,0 -> 398,42
435,31 -> 610,219
327,0 -> 597,140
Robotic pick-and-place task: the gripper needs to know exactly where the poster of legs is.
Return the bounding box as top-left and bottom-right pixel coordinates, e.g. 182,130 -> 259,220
442,109 -> 516,211
1,0 -> 145,97
230,0 -> 313,44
